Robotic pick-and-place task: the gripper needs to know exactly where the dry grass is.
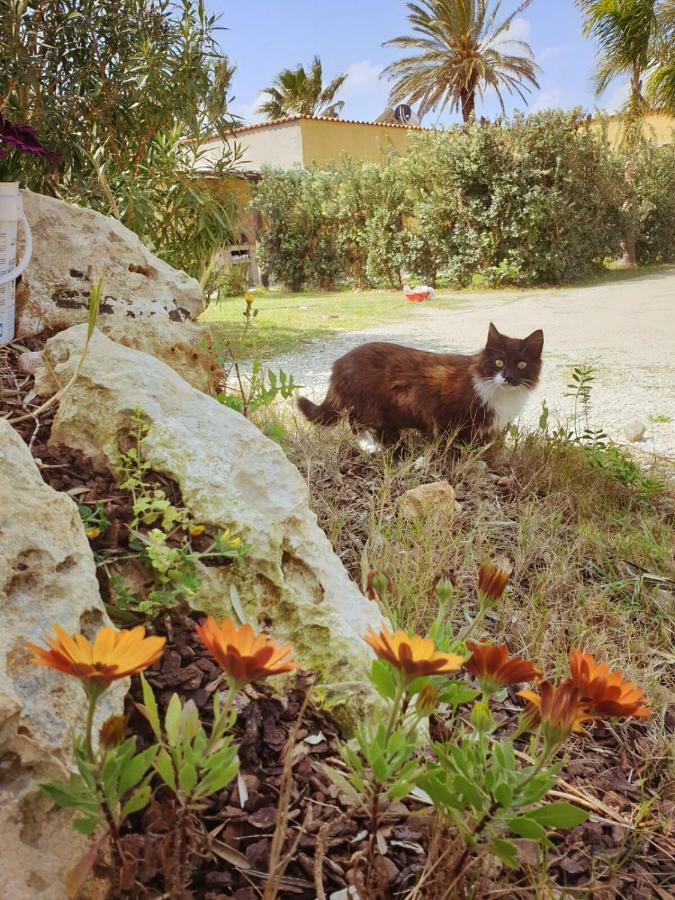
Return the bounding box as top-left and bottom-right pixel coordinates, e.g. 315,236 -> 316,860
254,403 -> 675,894
272,409 -> 675,722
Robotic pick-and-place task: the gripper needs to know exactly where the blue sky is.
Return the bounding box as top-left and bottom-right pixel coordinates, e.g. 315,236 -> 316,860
210,0 -> 629,125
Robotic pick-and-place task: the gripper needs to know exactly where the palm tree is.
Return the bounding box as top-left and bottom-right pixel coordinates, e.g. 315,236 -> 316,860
576,0 -> 667,266
576,0 -> 658,132
382,0 -> 540,122
257,56 -> 347,120
646,1 -> 675,112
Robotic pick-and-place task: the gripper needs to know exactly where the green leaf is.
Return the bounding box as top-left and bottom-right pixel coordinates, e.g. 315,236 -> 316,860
528,802 -> 589,828
179,762 -> 198,794
165,693 -> 182,745
118,746 -> 156,796
508,815 -> 549,841
454,774 -> 486,811
72,815 -> 102,836
322,765 -> 361,804
490,837 -> 519,868
494,782 -> 513,807
121,784 -> 151,819
155,748 -> 177,793
140,674 -> 162,741
369,659 -> 397,700
193,758 -> 239,799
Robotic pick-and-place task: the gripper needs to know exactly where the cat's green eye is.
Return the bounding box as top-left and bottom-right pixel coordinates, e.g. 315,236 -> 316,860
517,361 -> 527,369
495,359 -> 504,368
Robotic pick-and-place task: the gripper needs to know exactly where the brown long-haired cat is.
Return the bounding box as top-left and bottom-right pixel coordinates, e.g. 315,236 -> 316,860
297,323 -> 544,445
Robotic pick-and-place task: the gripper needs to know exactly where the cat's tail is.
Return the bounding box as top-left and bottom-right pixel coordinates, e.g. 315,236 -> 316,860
297,395 -> 340,426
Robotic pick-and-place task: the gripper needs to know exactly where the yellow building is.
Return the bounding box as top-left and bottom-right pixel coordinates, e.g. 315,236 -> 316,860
593,111 -> 675,148
202,114 -> 424,173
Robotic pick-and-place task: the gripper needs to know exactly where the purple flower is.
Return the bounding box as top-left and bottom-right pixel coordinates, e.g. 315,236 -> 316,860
0,116 -> 60,165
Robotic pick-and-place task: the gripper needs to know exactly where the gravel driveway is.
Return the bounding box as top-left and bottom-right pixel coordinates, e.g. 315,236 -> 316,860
270,270 -> 675,458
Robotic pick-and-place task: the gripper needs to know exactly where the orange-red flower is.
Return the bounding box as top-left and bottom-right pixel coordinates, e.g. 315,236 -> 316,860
196,617 -> 298,686
568,650 -> 651,720
465,641 -> 541,693
28,625 -> 165,687
478,563 -> 511,604
518,680 -> 592,744
364,625 -> 465,679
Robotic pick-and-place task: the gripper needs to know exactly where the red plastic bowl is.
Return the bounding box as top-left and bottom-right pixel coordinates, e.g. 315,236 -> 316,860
405,289 -> 431,302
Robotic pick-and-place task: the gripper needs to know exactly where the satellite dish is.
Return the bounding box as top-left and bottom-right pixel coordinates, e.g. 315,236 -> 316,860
394,104 -> 413,124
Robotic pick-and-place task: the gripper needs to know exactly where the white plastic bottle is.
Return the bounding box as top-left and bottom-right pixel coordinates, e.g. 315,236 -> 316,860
0,182 -> 33,344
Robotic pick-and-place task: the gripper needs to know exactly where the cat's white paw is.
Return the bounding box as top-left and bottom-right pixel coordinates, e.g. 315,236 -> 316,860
358,431 -> 381,454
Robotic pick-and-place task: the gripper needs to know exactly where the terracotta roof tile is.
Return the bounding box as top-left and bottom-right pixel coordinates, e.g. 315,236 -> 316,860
203,114 -> 428,142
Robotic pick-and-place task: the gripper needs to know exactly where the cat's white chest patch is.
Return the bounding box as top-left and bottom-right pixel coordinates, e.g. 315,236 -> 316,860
472,376 -> 532,430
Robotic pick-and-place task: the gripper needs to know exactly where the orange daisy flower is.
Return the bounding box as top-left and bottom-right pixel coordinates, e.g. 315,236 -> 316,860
364,625 -> 465,679
196,617 -> 298,686
568,650 -> 651,719
28,625 -> 165,687
465,641 -> 541,693
518,680 -> 592,744
478,563 -> 511,604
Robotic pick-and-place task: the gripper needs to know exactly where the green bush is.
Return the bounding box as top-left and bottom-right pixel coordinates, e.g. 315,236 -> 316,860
631,143 -> 675,264
1,0 -> 240,279
252,166 -> 343,291
252,110 -> 673,291
401,111 -> 627,286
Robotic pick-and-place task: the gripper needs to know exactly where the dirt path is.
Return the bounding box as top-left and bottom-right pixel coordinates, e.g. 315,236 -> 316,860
270,270 -> 675,458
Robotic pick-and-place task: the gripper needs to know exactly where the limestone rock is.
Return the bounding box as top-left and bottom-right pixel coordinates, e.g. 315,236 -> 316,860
16,190 -> 203,338
623,420 -> 646,442
36,319 -> 223,396
0,418 -> 123,900
17,349 -> 44,375
398,481 -> 459,522
43,325 -> 385,729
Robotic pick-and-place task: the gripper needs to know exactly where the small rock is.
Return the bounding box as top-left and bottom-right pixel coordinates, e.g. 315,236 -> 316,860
17,350 -> 44,375
398,481 -> 457,522
623,420 -> 646,442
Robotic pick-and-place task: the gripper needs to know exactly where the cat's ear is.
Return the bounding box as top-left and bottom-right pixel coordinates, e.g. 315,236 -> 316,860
486,322 -> 501,348
522,329 -> 544,358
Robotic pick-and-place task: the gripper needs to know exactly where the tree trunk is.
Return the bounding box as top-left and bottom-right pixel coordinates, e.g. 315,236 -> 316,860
618,235 -> 637,268
460,89 -> 475,122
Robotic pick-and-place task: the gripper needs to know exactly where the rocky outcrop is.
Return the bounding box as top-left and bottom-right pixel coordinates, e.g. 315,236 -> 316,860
0,418 -> 123,900
16,190 -> 203,337
35,318 -> 223,396
43,325 -> 385,728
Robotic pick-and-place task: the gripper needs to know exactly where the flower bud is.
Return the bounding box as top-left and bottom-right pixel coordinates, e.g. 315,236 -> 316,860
99,714 -> 128,749
470,699 -> 493,732
415,683 -> 439,717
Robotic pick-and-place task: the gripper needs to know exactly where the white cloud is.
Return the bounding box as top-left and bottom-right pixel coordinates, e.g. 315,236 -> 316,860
508,16 -> 532,42
531,86 -> 566,111
229,93 -> 265,126
341,59 -> 385,101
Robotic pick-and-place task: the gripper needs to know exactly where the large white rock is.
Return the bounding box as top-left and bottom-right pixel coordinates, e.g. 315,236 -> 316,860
16,190 -> 203,337
43,326 -> 385,728
0,419 -> 123,900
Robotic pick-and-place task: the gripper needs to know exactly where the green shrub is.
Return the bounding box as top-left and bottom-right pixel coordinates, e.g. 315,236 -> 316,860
1,0 -> 240,279
632,143 -> 675,264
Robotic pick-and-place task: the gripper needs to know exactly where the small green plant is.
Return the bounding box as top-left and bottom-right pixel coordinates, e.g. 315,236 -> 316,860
79,501 -> 110,540
541,365 -> 662,498
32,616 -> 297,897
325,565 -> 651,895
101,409 -> 249,617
